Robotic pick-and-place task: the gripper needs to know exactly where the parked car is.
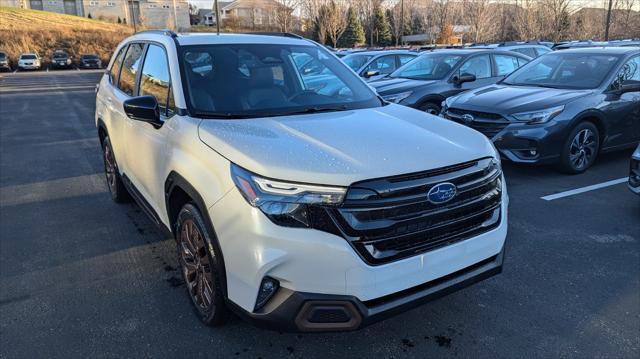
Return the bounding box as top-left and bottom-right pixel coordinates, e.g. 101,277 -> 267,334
50,50 -> 72,69
0,51 -> 11,71
97,31 -> 508,331
442,47 -> 640,173
17,53 -> 41,70
341,50 -> 419,81
629,144 -> 640,195
468,41 -> 552,58
553,40 -> 609,50
371,49 -> 531,114
79,54 -> 102,69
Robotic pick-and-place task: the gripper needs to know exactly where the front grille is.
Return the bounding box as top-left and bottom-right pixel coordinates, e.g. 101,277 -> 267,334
444,108 -> 510,139
323,158 -> 502,265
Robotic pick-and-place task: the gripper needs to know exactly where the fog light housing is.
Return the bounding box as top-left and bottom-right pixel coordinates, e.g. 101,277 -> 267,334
254,277 -> 279,311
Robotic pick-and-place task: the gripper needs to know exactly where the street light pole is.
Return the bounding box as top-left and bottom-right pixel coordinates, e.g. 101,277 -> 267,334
400,0 -> 404,46
129,1 -> 137,33
604,0 -> 613,41
214,0 -> 221,35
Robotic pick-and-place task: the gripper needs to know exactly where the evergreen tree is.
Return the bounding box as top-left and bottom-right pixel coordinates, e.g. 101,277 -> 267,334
117,17 -> 122,24
338,7 -> 365,48
87,13 -> 92,19
374,6 -> 392,46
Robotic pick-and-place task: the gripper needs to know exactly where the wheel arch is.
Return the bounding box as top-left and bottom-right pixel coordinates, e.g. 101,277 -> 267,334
571,110 -> 607,148
164,171 -> 229,297
415,94 -> 446,111
97,117 -> 109,146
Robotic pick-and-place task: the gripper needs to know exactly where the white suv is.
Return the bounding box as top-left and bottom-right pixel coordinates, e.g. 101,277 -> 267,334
96,31 -> 508,332
17,53 -> 41,70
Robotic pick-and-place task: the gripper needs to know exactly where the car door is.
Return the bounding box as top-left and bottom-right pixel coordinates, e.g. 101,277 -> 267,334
601,55 -> 640,146
452,54 -> 496,93
123,43 -> 176,214
99,44 -> 139,175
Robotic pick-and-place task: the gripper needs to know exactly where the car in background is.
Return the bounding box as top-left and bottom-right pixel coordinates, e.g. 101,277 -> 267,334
79,54 -> 102,69
51,50 -> 72,69
371,49 -> 531,114
553,40 -> 609,50
468,41 -> 552,58
630,144 -> 640,195
0,51 -> 10,71
442,47 -> 640,173
17,53 -> 41,71
341,50 -> 418,81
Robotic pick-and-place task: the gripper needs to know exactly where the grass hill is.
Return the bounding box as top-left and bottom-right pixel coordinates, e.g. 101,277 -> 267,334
0,6 -> 133,67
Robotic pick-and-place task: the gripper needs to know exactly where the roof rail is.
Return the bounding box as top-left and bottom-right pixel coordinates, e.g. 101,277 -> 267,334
243,32 -> 303,39
135,29 -> 178,38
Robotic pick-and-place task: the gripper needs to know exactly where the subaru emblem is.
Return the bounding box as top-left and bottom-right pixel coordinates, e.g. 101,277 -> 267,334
427,182 -> 457,204
462,114 -> 474,124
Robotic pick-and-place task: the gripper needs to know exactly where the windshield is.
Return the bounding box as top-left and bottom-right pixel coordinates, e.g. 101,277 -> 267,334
21,54 -> 37,60
180,44 -> 381,118
390,53 -> 463,80
502,52 -> 622,89
341,54 -> 373,71
0,53 -> 6,59
82,55 -> 99,60
53,53 -> 67,58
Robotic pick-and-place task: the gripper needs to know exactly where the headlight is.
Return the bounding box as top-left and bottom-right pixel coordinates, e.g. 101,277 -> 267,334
231,164 -> 346,228
441,96 -> 456,113
382,91 -> 412,104
511,105 -> 564,124
66,59 -> 71,64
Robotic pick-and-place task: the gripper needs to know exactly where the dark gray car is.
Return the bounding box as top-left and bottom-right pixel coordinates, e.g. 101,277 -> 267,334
371,49 -> 531,114
341,50 -> 418,82
442,47 -> 640,173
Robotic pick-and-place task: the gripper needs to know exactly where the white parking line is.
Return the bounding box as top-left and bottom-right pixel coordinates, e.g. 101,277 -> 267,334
541,177 -> 629,201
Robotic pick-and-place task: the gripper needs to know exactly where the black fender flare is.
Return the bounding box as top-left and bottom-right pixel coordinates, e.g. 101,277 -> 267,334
414,94 -> 446,111
164,171 -> 229,298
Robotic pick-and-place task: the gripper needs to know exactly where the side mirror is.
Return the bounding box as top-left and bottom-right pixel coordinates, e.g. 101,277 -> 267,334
453,73 -> 476,85
364,70 -> 380,78
620,81 -> 640,94
123,96 -> 162,127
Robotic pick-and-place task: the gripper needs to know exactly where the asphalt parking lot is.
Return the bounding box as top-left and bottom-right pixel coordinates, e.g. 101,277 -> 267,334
0,70 -> 638,358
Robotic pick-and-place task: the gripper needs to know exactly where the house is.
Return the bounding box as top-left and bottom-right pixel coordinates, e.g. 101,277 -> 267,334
199,0 -> 289,29
4,0 -> 191,30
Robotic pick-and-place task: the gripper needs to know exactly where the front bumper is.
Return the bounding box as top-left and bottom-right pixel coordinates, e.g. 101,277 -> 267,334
209,184 -> 508,331
81,62 -> 101,68
18,63 -> 39,69
229,249 -> 504,332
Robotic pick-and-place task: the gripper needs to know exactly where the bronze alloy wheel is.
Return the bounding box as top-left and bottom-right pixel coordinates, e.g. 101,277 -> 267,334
103,143 -> 117,193
179,218 -> 216,314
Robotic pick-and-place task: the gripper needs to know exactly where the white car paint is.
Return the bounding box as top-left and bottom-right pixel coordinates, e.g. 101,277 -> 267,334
96,32 -> 508,326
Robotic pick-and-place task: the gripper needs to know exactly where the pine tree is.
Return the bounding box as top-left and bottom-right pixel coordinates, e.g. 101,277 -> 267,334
117,17 -> 122,24
87,13 -> 92,19
338,7 -> 365,48
374,6 -> 392,46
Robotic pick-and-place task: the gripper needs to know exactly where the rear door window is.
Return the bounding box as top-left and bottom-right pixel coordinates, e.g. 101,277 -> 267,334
117,43 -> 145,96
364,55 -> 396,75
494,54 -> 521,76
109,45 -> 127,85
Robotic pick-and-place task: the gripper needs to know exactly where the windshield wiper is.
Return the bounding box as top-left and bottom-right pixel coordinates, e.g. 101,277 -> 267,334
277,105 -> 349,116
192,111 -> 254,119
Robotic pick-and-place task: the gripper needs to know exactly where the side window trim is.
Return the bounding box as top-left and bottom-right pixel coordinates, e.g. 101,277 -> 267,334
608,55 -> 640,91
134,43 -> 150,99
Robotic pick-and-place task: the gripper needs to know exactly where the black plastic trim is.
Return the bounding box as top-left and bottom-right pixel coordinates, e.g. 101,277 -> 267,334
227,248 -> 504,332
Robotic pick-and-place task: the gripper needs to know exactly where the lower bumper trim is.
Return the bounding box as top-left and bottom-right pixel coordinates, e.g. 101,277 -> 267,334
227,247 -> 505,332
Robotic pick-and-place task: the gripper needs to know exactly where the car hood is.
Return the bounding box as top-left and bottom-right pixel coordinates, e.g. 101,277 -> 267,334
197,104 -> 495,186
450,84 -> 592,113
370,78 -> 438,95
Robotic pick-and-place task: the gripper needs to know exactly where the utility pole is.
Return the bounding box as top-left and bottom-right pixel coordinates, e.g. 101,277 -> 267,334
214,0 -> 221,35
604,0 -> 613,41
129,1 -> 137,33
400,0 -> 404,46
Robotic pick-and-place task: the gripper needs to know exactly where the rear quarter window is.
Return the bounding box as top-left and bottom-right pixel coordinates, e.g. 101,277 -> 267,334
109,46 -> 127,85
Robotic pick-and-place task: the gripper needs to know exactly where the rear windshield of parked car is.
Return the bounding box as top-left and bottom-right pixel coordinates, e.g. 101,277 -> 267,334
180,44 -> 381,118
503,52 -> 622,89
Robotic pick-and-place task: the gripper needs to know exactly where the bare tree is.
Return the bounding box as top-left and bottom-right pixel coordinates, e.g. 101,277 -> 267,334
322,0 -> 348,48
463,0 -> 497,43
274,0 -> 300,33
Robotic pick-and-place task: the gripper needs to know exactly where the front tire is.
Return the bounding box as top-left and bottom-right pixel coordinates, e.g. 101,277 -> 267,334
102,136 -> 130,202
420,102 -> 441,115
176,203 -> 228,326
558,122 -> 600,174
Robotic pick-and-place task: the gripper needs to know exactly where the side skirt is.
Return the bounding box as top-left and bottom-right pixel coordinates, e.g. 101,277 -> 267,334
121,174 -> 173,239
